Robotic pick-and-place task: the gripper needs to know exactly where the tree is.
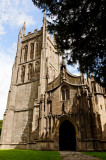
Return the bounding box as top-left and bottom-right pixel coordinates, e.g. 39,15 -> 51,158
32,0 -> 106,87
0,120 -> 3,135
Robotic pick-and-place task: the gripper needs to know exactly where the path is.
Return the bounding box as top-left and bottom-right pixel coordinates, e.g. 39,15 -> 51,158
60,151 -> 100,160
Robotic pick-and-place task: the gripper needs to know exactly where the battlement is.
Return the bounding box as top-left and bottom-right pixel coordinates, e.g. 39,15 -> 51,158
22,27 -> 42,42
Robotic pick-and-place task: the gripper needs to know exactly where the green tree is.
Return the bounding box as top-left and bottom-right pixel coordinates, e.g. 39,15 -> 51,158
0,120 -> 3,135
32,0 -> 106,86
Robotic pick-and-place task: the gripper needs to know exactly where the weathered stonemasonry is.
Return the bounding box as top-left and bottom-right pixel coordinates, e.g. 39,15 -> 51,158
0,13 -> 106,151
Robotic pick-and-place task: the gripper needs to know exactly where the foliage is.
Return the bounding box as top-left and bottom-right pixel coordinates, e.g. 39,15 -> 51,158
84,152 -> 106,160
0,150 -> 61,160
32,0 -> 106,86
0,120 -> 3,135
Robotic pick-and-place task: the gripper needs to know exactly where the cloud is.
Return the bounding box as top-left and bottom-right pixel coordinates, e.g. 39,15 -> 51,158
0,0 -> 36,35
0,25 -> 6,35
0,42 -> 16,119
67,64 -> 80,76
16,13 -> 35,27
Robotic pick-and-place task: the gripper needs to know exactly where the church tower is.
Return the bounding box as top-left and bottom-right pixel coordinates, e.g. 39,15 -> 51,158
0,14 -> 60,149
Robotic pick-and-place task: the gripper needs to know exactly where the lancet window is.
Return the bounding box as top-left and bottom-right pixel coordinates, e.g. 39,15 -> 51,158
24,45 -> 28,62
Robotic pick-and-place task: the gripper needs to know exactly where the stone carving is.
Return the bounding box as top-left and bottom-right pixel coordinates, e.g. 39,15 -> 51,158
62,68 -> 66,80
61,67 -> 66,81
76,87 -> 81,98
21,65 -> 25,83
35,61 -> 40,72
28,63 -> 33,81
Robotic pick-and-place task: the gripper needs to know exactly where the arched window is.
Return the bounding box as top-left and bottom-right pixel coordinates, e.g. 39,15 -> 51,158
24,45 -> 28,62
62,89 -> 65,100
61,85 -> 70,100
36,42 -> 39,51
66,89 -> 70,100
36,42 -> 39,57
30,43 -> 34,60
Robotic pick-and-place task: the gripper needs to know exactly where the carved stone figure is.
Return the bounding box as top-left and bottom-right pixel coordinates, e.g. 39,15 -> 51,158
28,64 -> 33,81
21,65 -> 25,83
62,67 -> 66,80
35,61 -> 40,72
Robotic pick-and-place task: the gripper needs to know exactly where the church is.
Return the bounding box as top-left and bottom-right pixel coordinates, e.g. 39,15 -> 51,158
0,13 -> 106,151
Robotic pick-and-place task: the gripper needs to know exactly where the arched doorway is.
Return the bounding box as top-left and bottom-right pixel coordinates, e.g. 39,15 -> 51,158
59,120 -> 76,150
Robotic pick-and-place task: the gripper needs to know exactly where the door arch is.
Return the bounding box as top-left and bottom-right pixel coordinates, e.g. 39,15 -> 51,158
59,120 -> 76,150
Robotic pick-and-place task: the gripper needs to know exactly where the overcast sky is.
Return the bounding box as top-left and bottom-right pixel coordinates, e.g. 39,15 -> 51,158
0,0 -> 79,120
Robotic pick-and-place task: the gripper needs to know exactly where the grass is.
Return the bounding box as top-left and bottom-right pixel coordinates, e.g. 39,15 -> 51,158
84,152 -> 106,160
0,150 -> 62,160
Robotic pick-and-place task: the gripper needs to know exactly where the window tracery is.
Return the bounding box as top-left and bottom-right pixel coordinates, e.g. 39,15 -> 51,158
61,85 -> 70,100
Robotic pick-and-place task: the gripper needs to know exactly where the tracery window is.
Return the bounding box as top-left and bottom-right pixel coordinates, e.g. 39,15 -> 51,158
61,86 -> 70,100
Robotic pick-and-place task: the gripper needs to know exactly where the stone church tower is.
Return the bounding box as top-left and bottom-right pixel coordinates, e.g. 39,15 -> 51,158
0,14 -> 106,151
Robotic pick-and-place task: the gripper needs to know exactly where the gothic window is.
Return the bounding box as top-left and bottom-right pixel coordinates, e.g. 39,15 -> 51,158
30,43 -> 34,60
66,89 -> 70,100
62,90 -> 65,100
61,86 -> 70,101
24,45 -> 28,62
36,42 -> 39,56
50,102 -> 52,113
21,65 -> 25,83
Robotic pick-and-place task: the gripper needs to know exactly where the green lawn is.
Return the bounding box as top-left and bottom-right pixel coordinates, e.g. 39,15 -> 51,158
0,150 -> 62,160
84,152 -> 106,160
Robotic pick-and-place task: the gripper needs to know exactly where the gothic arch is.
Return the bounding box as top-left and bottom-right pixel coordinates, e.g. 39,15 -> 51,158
54,115 -> 79,150
56,115 -> 78,134
59,120 -> 76,150
61,85 -> 70,101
